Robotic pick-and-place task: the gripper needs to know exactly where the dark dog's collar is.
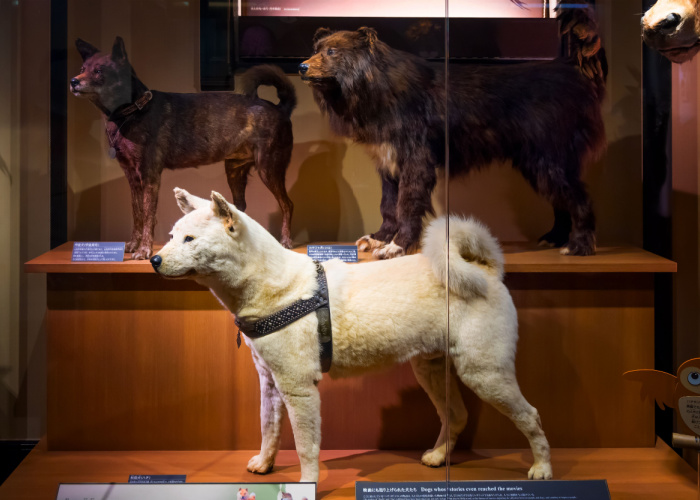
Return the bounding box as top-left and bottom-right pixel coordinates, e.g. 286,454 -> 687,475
235,263 -> 333,373
110,90 -> 153,120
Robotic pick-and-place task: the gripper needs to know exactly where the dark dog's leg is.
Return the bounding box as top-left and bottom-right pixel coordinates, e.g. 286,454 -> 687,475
225,158 -> 255,212
375,162 -> 436,259
255,152 -> 295,249
521,159 -> 595,256
373,172 -> 400,242
132,170 -> 161,260
538,208 -> 572,249
559,182 -> 596,256
357,173 -> 399,252
122,164 -> 144,253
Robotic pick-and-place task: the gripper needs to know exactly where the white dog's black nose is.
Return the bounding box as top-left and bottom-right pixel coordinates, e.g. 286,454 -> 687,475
150,255 -> 162,270
70,77 -> 79,88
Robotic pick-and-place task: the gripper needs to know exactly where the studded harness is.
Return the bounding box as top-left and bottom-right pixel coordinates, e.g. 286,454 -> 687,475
234,263 -> 333,373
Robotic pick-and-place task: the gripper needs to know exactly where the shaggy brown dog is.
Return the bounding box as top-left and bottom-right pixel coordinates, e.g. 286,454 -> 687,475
71,37 -> 296,259
643,0 -> 700,63
300,10 -> 606,258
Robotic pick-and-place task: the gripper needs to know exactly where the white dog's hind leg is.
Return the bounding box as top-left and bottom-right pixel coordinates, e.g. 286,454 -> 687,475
410,356 -> 468,468
248,353 -> 286,474
454,362 -> 552,480
280,384 -> 322,483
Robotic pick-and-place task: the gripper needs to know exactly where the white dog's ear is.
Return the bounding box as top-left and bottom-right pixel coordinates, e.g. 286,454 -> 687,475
210,191 -> 239,231
174,187 -> 207,214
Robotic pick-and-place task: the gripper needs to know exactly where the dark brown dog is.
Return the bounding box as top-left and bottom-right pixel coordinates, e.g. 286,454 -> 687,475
299,8 -> 606,258
71,37 -> 296,259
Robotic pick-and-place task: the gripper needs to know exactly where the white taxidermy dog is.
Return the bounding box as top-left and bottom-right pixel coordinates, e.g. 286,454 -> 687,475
151,188 -> 552,483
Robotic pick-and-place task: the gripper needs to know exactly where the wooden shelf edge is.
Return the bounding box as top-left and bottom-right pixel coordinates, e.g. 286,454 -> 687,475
0,439 -> 696,500
24,242 -> 677,274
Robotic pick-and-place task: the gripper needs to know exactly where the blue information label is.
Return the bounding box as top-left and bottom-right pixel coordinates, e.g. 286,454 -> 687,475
308,245 -> 358,263
71,242 -> 125,262
356,480 -> 610,500
128,475 -> 187,484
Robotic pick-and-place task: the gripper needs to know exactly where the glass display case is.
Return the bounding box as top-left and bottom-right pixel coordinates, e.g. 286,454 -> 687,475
1,0 -> 697,499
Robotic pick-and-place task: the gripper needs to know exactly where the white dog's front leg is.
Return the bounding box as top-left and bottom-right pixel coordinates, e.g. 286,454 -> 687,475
248,352 -> 286,475
280,385 -> 321,483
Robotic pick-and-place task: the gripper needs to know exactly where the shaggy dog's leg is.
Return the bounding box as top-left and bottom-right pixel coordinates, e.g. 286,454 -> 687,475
538,208 -> 572,249
279,383 -> 322,483
248,351 -> 287,474
256,151 -> 295,249
372,173 -> 400,243
133,170 -> 161,260
122,163 -> 144,253
410,356 -> 468,467
525,161 -> 596,256
375,162 -> 436,259
225,157 -> 255,212
357,173 -> 399,252
454,360 -> 552,480
558,183 -> 596,256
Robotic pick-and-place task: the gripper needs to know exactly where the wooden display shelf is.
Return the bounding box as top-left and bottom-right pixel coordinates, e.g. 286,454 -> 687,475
0,439 -> 696,499
25,241 -> 677,274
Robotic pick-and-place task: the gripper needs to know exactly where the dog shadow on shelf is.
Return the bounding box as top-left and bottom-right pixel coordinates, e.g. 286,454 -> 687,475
436,164 -> 553,252
70,182 -> 104,242
0,154 -> 10,181
271,139 -> 366,245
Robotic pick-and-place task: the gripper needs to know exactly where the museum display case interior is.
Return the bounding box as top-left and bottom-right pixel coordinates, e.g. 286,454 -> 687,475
2,0 -> 700,499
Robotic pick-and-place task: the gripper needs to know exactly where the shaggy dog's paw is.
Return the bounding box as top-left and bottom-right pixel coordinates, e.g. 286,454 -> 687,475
356,235 -> 384,252
420,448 -> 446,468
131,245 -> 152,260
528,462 -> 553,480
373,241 -> 405,260
560,240 -> 595,256
560,232 -> 595,256
247,454 -> 274,474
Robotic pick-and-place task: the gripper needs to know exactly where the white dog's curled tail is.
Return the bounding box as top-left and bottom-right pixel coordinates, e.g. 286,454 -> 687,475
422,216 -> 505,299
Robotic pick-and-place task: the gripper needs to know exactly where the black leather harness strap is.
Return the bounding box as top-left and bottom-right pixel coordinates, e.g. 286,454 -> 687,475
235,263 -> 333,373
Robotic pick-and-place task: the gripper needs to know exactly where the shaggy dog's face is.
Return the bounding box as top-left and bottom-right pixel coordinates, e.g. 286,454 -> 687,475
643,0 -> 700,63
71,37 -> 135,110
152,189 -> 241,280
299,27 -> 378,84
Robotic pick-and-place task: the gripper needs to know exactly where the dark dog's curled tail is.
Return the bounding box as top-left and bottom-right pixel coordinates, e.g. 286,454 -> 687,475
557,1 -> 608,101
240,65 -> 298,118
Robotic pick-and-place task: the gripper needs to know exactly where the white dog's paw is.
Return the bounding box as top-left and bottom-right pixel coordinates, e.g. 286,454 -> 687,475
356,235 -> 384,252
247,454 -> 274,474
528,462 -> 553,480
373,241 -> 405,260
420,448 -> 446,468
